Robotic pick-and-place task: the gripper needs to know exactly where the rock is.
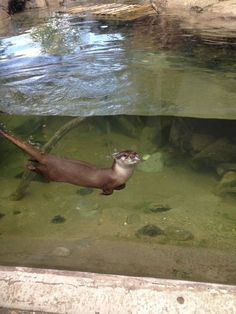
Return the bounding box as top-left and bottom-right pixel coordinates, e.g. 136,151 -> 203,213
25,0 -> 47,9
169,118 -> 193,152
138,151 -> 164,172
164,226 -> 194,241
46,0 -> 64,7
221,208 -> 236,222
148,203 -> 171,213
190,5 -> 204,13
112,116 -> 141,138
206,0 -> 236,17
150,0 -> 236,44
0,8 -> 10,32
216,171 -> 236,194
51,215 -> 66,224
139,125 -> 162,152
190,133 -> 215,153
0,213 -> 5,220
0,0 -> 9,11
136,224 -> 164,238
52,246 -> 71,257
216,163 -> 236,177
8,0 -> 25,13
0,7 -> 9,18
164,0 -> 236,19
193,138 -> 236,163
13,210 -> 21,215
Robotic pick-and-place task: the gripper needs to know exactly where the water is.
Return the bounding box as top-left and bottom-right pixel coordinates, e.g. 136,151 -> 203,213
1,114 -> 236,284
0,5 -> 236,284
0,8 -> 235,117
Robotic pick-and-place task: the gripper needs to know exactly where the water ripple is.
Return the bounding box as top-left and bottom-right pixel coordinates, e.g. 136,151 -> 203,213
0,12 -> 235,118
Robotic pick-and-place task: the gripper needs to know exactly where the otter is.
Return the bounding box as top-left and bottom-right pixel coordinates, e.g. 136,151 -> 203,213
0,127 -> 139,195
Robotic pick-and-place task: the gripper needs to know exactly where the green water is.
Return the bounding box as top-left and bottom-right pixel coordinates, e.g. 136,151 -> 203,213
0,115 -> 236,284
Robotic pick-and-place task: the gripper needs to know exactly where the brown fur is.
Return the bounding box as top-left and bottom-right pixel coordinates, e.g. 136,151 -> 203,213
0,128 -> 138,195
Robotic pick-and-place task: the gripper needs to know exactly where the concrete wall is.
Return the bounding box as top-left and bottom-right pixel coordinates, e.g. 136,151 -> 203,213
0,266 -> 236,313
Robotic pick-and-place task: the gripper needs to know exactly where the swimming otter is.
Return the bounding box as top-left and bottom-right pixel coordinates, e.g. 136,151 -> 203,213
0,127 -> 139,195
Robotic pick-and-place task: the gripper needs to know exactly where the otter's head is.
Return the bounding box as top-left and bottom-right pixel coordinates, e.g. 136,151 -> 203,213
112,150 -> 140,167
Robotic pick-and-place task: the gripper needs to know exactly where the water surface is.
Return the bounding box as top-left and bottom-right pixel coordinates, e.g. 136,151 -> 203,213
0,7 -> 235,118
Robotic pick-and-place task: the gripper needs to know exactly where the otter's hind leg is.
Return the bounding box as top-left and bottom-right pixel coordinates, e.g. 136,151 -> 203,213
27,162 -> 49,181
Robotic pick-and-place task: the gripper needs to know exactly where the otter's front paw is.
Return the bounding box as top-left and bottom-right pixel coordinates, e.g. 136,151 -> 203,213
101,188 -> 113,195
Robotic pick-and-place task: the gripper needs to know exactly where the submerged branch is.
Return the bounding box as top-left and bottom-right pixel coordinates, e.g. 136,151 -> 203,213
11,116 -> 85,201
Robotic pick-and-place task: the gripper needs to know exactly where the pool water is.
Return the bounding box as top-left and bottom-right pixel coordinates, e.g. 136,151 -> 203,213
0,3 -> 236,284
0,7 -> 235,118
0,115 -> 236,284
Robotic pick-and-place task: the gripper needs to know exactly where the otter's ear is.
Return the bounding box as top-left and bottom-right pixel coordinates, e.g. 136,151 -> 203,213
112,152 -> 119,159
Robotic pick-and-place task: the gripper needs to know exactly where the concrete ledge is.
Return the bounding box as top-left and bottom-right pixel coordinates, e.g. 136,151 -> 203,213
0,266 -> 235,313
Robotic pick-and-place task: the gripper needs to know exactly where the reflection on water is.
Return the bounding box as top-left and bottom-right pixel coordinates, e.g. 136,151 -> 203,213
0,115 -> 236,284
0,10 -> 235,117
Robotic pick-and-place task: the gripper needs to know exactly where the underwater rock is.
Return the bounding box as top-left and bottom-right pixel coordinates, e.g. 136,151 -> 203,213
148,203 -> 171,213
190,133 -> 215,154
169,118 -> 193,152
193,138 -> 236,163
138,152 -> 164,172
164,226 -> 193,241
77,187 -> 94,196
52,246 -> 71,257
112,116 -> 141,138
221,208 -> 236,222
136,224 -> 164,237
13,210 -> 21,215
216,163 -> 236,177
216,171 -> 236,195
139,126 -> 161,152
51,215 -> 66,224
0,213 -> 5,220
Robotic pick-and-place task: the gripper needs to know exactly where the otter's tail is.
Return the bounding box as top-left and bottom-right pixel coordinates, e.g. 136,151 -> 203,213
0,127 -> 44,162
